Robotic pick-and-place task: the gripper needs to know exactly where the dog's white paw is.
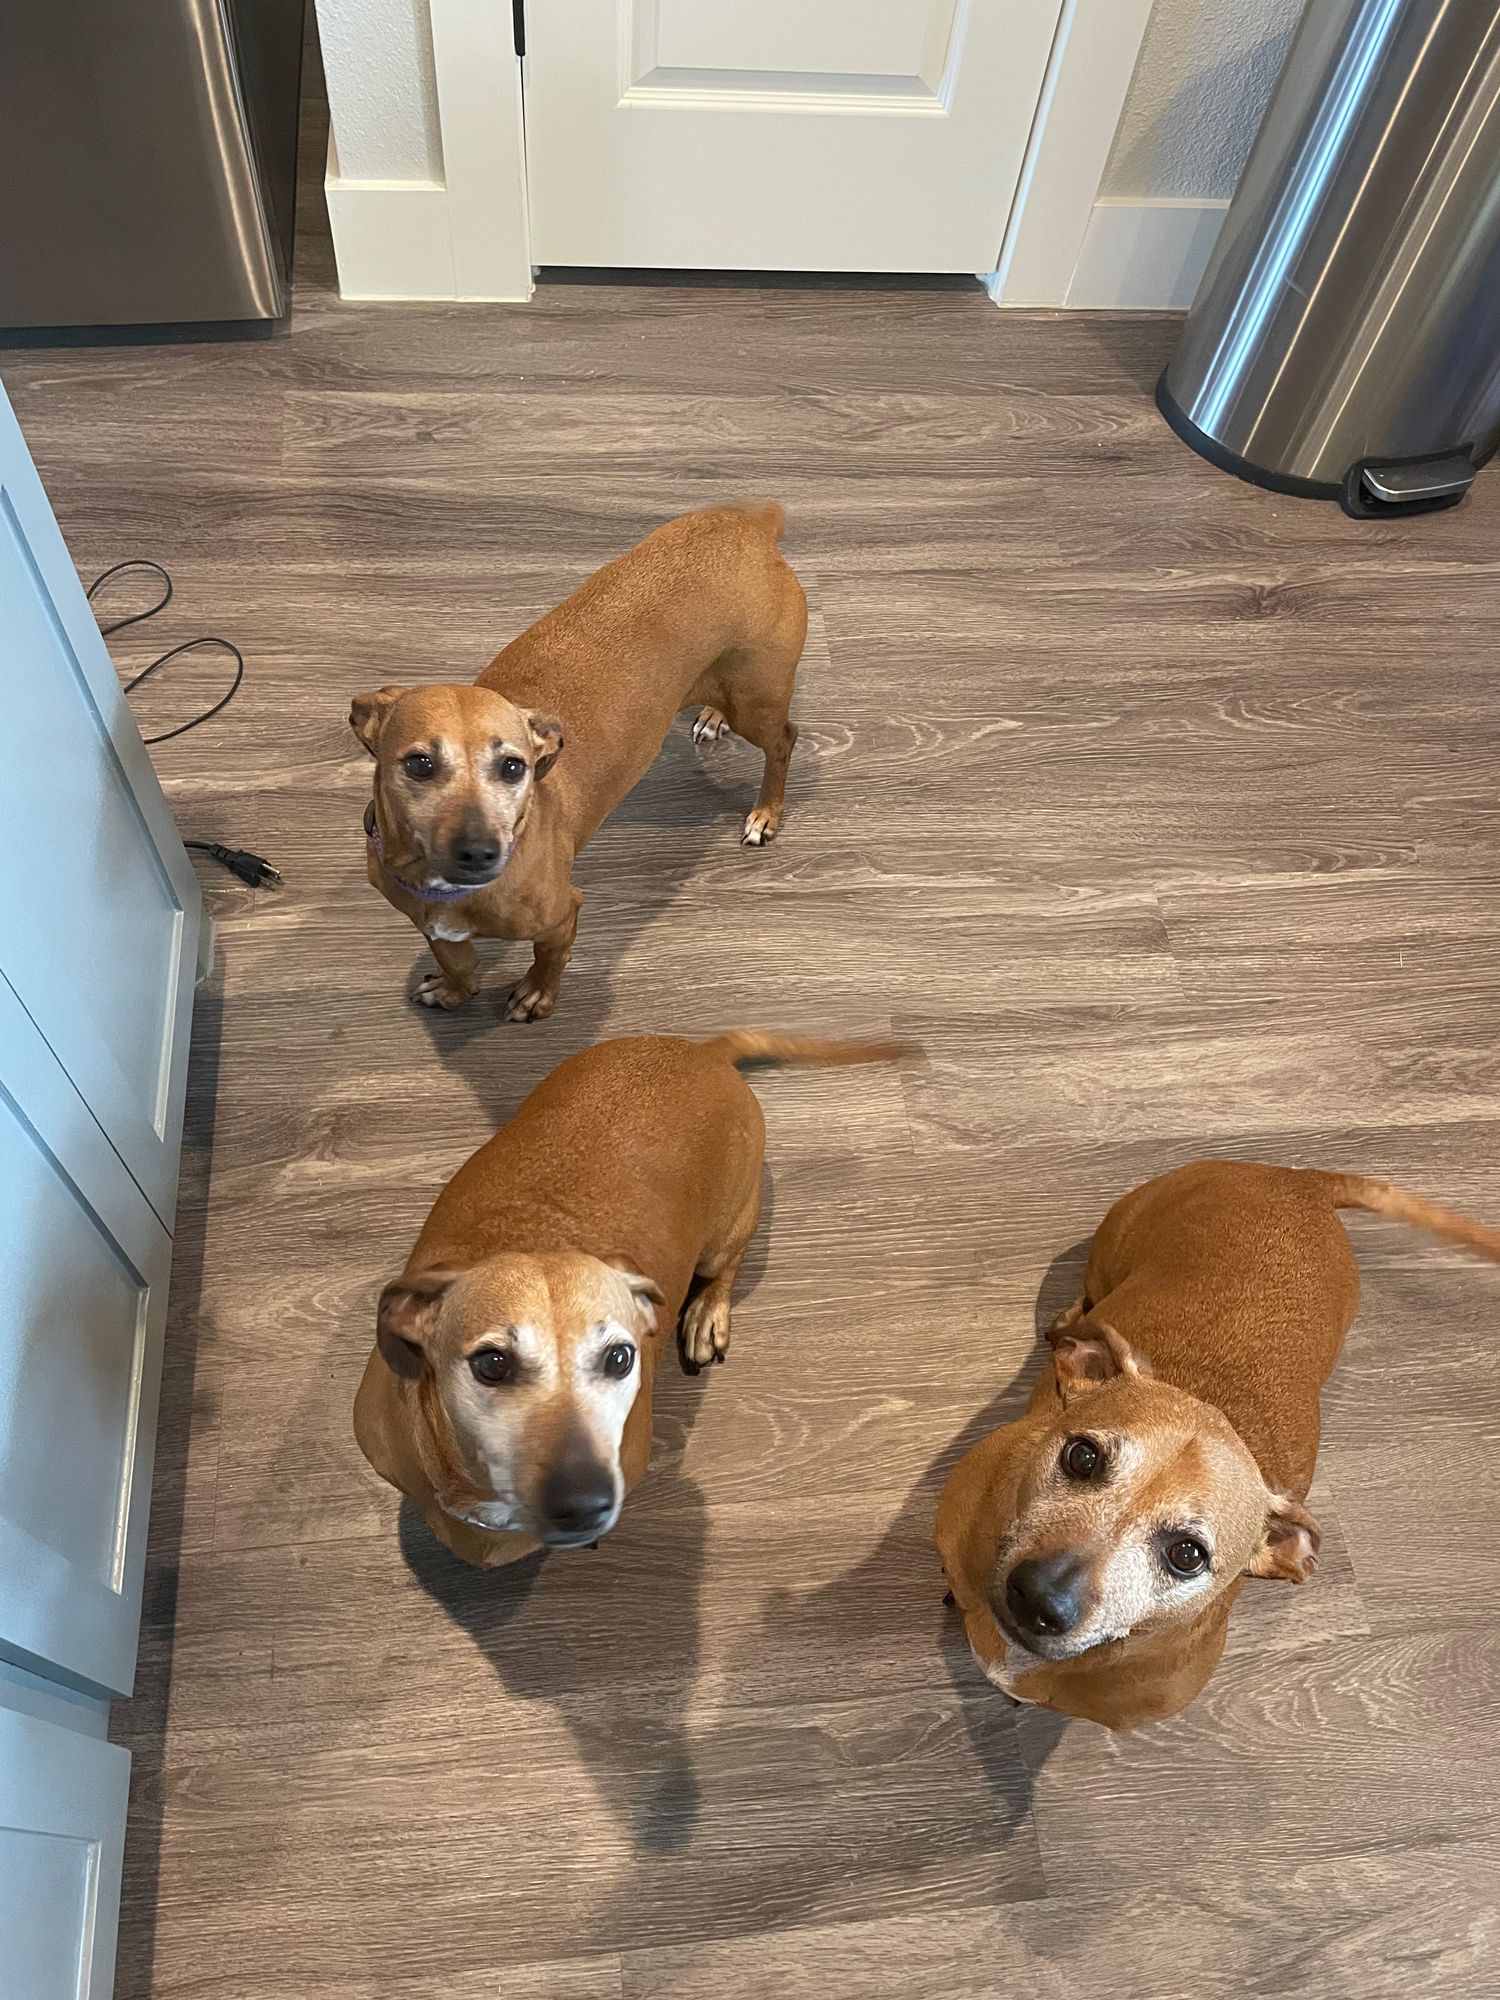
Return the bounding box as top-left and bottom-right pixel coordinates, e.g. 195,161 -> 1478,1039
680,1294 -> 731,1370
503,978 -> 557,1024
693,706 -> 730,747
415,972 -> 472,1010
741,807 -> 780,847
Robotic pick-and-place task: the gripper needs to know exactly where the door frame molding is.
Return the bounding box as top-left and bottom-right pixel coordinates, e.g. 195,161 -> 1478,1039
325,0 -> 534,302
988,0 -> 1156,306
323,0 -> 1153,306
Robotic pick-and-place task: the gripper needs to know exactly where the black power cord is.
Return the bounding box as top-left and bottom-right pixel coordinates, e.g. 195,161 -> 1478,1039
88,559 -> 279,887
87,558 -> 247,743
183,840 -> 280,887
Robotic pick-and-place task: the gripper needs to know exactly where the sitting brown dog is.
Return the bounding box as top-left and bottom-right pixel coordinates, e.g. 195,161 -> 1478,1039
350,504 -> 805,1021
355,1029 -> 906,1567
936,1161 -> 1500,1729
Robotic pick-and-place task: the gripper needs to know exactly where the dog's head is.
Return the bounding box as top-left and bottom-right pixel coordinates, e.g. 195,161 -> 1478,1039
938,1319 -> 1320,1668
351,684 -> 564,890
376,1252 -> 664,1547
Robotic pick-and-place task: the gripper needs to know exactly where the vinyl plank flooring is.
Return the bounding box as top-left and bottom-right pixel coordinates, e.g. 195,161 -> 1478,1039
142,1960 -> 626,2000
6,68 -> 1500,1995
898,1001 -> 1500,1157
623,1835 -> 1500,2000
1019,1624 -> 1500,1894
135,1682 -> 1042,1991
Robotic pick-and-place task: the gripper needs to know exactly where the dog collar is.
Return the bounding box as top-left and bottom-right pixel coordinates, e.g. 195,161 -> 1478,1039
363,798 -> 485,904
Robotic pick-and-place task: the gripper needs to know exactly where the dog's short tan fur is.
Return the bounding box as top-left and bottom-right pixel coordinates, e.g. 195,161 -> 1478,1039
351,505 -> 805,1020
355,1030 -> 906,1567
936,1161 -> 1500,1729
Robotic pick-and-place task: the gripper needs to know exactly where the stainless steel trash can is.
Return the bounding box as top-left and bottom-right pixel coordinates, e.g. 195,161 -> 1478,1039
1159,1 -> 1500,519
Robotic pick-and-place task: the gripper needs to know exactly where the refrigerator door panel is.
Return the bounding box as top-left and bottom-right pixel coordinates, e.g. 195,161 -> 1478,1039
0,0 -> 290,329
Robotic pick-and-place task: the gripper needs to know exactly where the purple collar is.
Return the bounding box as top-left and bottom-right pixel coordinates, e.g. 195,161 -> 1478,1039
364,799 -> 488,904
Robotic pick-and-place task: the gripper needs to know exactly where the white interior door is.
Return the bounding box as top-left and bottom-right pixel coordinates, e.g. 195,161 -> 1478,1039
0,380 -> 201,1226
0,973 -> 172,1700
524,0 -> 1066,272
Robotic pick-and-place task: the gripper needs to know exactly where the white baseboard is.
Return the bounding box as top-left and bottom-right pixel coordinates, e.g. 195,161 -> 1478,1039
324,177 -> 458,301
323,114 -> 533,304
1066,197 -> 1228,311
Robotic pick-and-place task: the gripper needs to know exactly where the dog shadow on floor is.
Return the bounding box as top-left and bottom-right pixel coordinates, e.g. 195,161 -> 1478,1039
112,983 -> 227,2000
404,718 -> 824,1125
397,1165 -> 777,1859
692,1239 -> 1094,1866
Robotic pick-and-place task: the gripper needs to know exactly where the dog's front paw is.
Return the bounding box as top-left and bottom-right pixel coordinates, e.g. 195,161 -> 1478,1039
680,1294 -> 730,1371
414,972 -> 474,1010
741,806 -> 782,847
503,978 -> 558,1024
693,706 -> 730,746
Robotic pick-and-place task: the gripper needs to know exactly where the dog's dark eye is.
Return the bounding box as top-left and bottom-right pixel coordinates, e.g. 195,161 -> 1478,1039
468,1348 -> 512,1386
403,751 -> 436,782
1060,1435 -> 1103,1480
602,1342 -> 635,1380
1164,1536 -> 1210,1577
496,755 -> 526,784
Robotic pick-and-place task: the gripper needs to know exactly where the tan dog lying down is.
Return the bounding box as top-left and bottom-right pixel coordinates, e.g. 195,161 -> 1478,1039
936,1161 -> 1500,1730
350,504 -> 806,1022
356,1030 -> 906,1567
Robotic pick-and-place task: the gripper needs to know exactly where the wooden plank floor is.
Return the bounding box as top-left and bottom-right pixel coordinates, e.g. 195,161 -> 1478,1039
7,98 -> 1500,2000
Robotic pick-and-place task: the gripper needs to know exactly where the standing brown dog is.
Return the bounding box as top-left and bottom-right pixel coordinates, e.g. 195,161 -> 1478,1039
936,1161 -> 1500,1729
350,504 -> 805,1021
354,1029 -> 908,1568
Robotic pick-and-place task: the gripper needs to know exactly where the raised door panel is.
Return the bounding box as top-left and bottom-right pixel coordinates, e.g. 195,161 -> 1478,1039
0,973 -> 172,1700
645,0 -> 959,84
0,1692 -> 129,2000
526,0 -> 1067,273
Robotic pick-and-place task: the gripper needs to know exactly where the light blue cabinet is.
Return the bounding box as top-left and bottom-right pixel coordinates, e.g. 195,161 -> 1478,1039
0,1681 -> 129,2000
0,378 -> 201,1993
0,381 -> 199,1224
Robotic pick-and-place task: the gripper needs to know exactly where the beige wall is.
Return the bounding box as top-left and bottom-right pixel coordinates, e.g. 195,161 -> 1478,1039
1103,0 -> 1306,201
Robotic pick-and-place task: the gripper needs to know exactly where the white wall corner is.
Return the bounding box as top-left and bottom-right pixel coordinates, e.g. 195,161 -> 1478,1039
1067,197 -> 1227,311
319,0 -> 533,302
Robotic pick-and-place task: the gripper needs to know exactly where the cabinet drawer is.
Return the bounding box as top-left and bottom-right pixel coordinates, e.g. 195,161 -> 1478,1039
0,973 -> 171,1699
0,1686 -> 129,2000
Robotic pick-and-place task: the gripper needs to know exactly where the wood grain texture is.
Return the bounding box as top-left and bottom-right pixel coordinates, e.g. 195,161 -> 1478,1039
5,42 -> 1500,2000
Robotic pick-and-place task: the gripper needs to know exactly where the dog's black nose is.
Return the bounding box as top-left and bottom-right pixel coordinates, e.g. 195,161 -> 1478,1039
449,832 -> 501,878
538,1455 -> 617,1539
1004,1553 -> 1090,1638
541,1489 -> 615,1538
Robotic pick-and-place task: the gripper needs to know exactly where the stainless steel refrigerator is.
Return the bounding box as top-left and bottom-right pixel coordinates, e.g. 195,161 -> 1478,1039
0,0 -> 305,339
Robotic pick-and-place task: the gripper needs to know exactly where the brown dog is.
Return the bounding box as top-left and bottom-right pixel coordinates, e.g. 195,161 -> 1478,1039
354,1029 -> 906,1567
936,1161 -> 1500,1729
350,504 -> 805,1021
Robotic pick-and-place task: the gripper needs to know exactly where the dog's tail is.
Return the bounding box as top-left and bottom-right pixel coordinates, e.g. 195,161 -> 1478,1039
1317,1172 -> 1500,1262
731,499 -> 787,543
704,1029 -> 915,1073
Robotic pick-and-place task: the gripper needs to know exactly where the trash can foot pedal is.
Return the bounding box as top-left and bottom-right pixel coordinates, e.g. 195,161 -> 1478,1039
1344,451 -> 1477,519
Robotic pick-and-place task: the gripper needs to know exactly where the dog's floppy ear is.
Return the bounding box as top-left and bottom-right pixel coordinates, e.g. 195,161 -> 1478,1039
1246,1493 -> 1321,1583
934,1417 -> 1036,1637
527,712 -> 565,781
1047,1318 -> 1148,1400
601,1255 -> 665,1334
376,1266 -> 462,1378
350,686 -> 406,754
